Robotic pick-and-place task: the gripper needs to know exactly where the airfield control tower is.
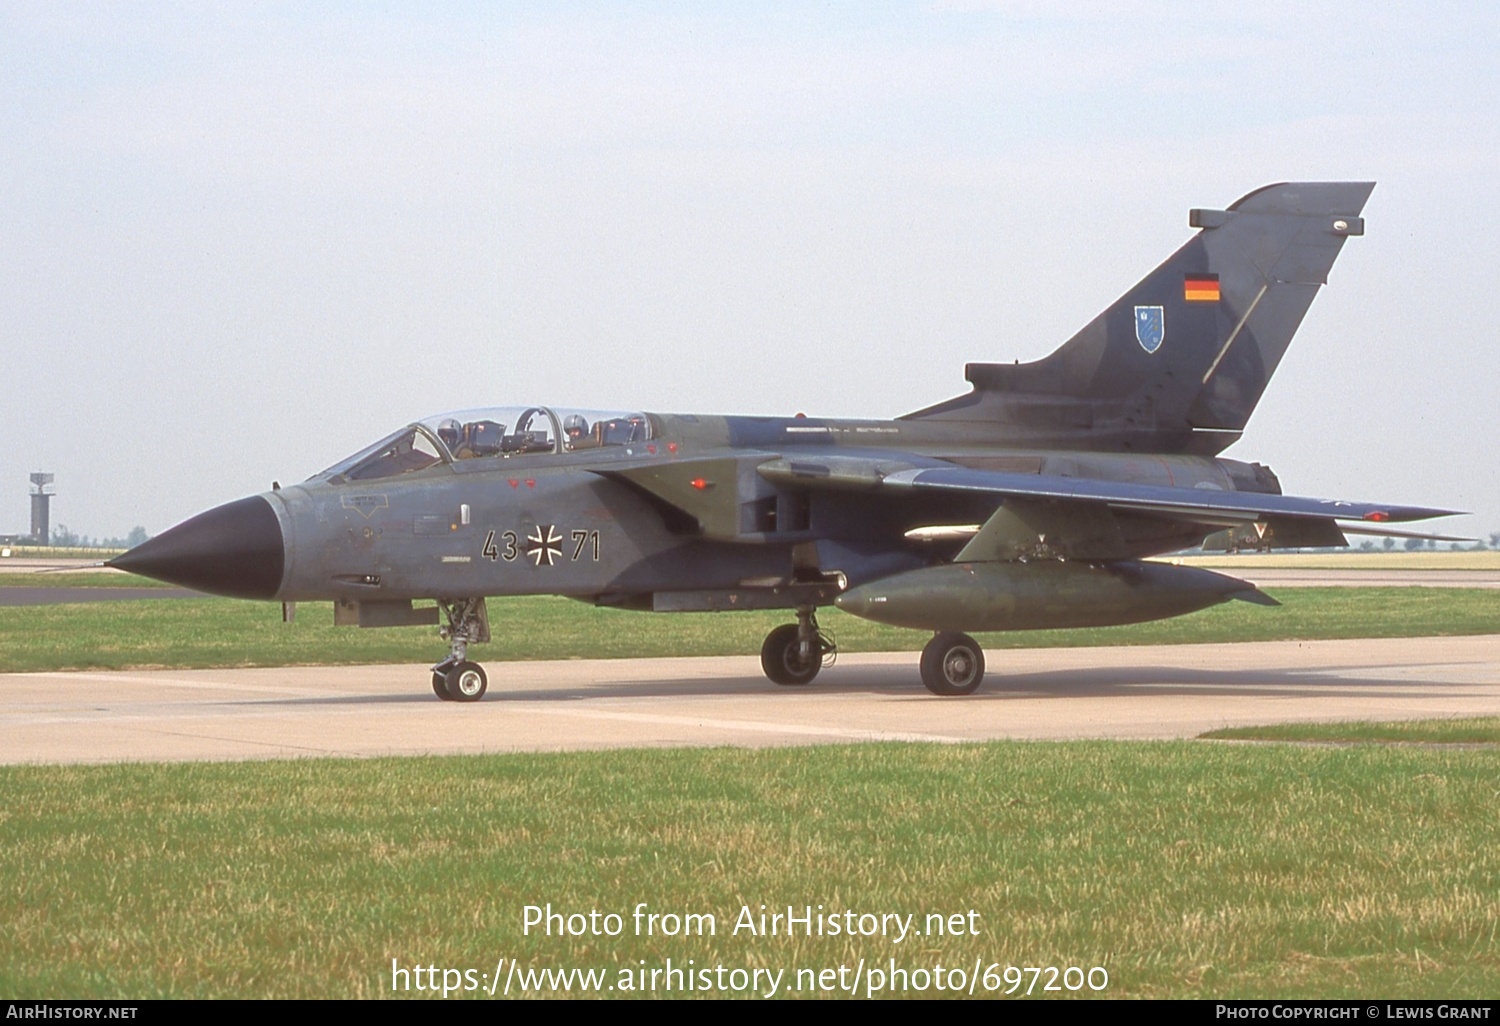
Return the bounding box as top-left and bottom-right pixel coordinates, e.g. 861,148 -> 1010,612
30,473 -> 53,545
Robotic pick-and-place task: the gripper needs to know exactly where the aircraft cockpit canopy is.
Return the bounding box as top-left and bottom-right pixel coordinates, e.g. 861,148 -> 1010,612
321,406 -> 652,482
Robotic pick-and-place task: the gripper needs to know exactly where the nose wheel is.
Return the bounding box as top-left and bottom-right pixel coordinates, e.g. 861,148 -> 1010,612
920,632 -> 985,696
433,660 -> 488,702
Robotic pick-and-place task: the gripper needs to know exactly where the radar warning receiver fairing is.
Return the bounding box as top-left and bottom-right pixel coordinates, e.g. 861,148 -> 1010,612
109,182 -> 1462,700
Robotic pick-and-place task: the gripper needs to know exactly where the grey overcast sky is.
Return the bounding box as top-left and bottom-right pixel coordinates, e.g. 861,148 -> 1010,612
2,2 -> 1497,540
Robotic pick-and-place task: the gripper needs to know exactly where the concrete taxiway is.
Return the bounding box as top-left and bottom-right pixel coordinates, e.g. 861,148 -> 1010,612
3,635 -> 1498,764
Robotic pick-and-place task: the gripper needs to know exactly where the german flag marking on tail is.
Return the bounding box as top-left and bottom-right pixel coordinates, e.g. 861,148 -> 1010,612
1184,273 -> 1220,302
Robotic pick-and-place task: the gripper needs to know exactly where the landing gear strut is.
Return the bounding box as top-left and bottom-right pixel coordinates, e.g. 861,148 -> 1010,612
432,597 -> 491,702
761,606 -> 836,686
919,632 -> 985,696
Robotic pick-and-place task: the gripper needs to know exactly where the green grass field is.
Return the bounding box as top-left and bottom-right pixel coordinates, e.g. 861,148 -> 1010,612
2,740 -> 1496,999
1,587 -> 1497,674
1202,718 -> 1500,745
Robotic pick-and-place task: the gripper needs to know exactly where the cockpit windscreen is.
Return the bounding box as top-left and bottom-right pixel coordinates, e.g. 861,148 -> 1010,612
318,406 -> 653,482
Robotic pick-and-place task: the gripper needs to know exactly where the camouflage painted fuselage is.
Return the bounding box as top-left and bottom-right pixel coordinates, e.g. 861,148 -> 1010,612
264,411 -> 1274,614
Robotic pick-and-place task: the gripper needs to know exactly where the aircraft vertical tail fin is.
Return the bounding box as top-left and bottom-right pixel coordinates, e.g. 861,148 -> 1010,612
905,182 -> 1375,454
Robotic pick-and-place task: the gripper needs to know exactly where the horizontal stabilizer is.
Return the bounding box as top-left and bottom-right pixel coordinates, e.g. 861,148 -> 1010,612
868,464 -> 1460,526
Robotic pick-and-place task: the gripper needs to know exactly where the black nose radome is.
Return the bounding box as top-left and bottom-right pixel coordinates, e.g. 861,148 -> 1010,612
108,495 -> 285,600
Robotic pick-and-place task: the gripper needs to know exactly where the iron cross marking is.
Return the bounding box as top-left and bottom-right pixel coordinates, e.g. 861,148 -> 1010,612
526,524 -> 563,567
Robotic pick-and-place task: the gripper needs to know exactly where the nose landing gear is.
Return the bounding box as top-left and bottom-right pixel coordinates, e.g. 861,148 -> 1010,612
432,597 -> 491,702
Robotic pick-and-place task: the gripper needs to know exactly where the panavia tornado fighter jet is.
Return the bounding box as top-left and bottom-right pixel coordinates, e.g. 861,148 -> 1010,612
110,182 -> 1461,700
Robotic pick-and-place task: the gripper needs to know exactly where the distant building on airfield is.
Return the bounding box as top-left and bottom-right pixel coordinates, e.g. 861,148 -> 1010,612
29,472 -> 53,545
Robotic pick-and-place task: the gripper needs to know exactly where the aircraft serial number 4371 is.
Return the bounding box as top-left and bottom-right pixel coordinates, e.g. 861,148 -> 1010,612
111,182 -> 1461,701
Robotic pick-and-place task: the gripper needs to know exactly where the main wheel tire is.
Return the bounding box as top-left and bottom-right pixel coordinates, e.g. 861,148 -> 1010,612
444,661 -> 488,702
761,623 -> 821,686
432,672 -> 454,700
920,633 -> 985,696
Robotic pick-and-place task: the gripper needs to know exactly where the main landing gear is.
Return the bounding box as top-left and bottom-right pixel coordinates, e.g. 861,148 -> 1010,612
760,606 -> 836,685
758,610 -> 987,695
432,598 -> 491,702
919,632 -> 985,696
